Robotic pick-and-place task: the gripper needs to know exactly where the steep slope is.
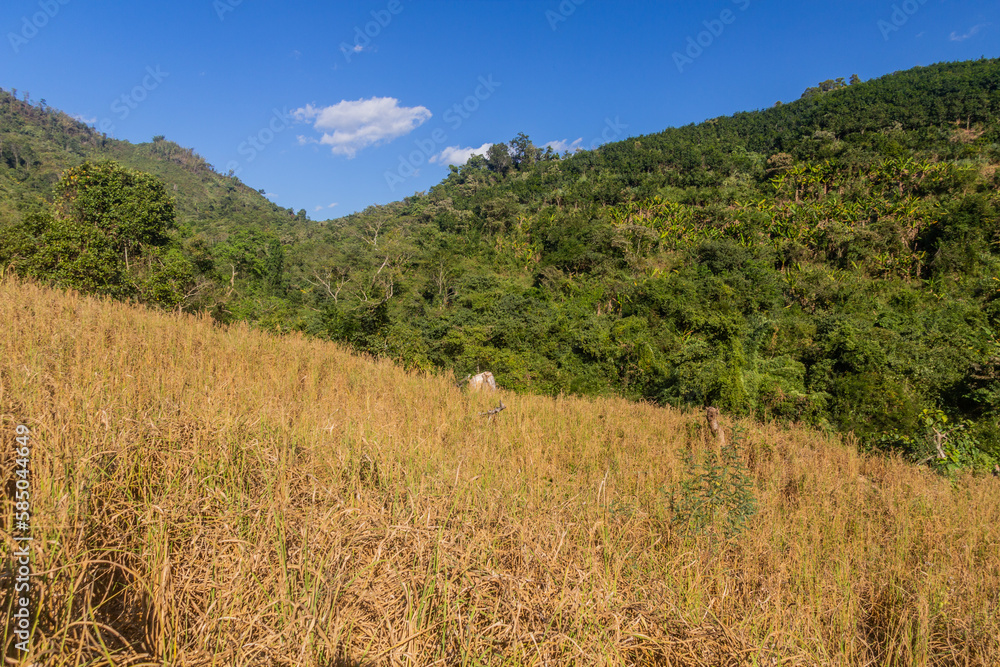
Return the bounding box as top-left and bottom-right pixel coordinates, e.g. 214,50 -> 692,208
2,275 -> 998,665
0,87 -> 301,235
283,60 -> 1000,459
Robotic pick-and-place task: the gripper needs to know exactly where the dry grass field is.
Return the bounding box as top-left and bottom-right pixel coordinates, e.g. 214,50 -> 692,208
1,276 -> 998,666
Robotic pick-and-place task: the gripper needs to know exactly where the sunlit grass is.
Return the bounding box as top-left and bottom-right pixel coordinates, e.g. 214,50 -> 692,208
1,276 -> 997,665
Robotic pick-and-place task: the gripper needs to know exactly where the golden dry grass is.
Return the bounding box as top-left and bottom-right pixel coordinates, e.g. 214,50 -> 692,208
1,276 -> 998,666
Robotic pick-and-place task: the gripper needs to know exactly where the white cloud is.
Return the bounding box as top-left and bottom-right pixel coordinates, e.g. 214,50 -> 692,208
949,23 -> 988,41
293,97 -> 431,158
72,114 -> 97,125
430,143 -> 493,166
544,138 -> 583,154
313,203 -> 339,213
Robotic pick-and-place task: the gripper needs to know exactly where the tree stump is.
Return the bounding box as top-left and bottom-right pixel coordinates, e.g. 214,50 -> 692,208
705,406 -> 726,449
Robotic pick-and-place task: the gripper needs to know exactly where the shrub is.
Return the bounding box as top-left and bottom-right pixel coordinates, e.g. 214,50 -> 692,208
667,427 -> 758,540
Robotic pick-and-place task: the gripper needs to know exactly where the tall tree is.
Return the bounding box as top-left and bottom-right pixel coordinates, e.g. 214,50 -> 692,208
510,132 -> 540,171
12,160 -> 177,297
54,160 -> 176,268
486,143 -> 513,175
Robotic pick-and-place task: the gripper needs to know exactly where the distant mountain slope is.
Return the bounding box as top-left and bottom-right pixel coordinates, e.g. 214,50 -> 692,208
510,58 -> 1000,204
0,87 -> 301,236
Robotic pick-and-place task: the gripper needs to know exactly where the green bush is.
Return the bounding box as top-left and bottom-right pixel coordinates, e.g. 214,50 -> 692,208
667,427 -> 758,540
873,408 -> 997,473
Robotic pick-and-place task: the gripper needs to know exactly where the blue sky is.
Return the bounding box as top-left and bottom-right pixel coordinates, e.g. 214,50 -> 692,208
1,0 -> 997,219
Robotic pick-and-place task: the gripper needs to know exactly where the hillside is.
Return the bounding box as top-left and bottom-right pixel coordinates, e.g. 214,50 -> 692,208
0,87 -> 305,235
1,276 -> 998,665
1,59 -> 999,465
280,60 -> 1000,463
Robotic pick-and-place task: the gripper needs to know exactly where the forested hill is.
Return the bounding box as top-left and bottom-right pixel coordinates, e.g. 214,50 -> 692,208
463,58 -> 1000,206
607,57 -> 1000,171
0,87 -> 302,232
2,59 -> 999,468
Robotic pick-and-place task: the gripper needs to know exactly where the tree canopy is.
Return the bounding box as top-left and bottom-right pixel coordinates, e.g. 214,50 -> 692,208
2,160 -> 181,299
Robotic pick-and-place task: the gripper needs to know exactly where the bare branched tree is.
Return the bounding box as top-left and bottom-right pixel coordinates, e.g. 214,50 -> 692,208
305,270 -> 350,304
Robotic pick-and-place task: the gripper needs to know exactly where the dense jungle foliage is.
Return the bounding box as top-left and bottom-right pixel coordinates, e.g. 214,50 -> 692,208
2,59 -> 999,467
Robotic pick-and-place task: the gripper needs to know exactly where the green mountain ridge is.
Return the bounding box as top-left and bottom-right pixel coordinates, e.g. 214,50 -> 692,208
2,59 -> 999,467
0,87 -> 303,234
